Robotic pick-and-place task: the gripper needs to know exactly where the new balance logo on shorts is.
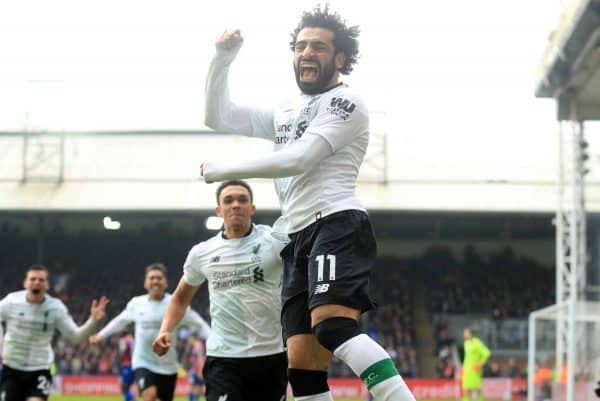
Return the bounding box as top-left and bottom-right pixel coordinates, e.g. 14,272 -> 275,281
314,283 -> 330,294
218,395 -> 228,401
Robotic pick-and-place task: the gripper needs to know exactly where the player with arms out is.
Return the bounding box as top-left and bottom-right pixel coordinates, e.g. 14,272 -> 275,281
201,5 -> 416,401
0,264 -> 109,401
89,263 -> 211,401
118,331 -> 135,401
462,328 -> 490,401
153,180 -> 288,401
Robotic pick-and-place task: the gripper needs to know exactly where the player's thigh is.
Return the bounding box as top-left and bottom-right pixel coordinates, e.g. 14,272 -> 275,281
23,369 -> 52,401
280,234 -> 310,309
281,292 -> 312,345
286,334 -> 331,370
246,353 -> 288,401
203,357 -> 245,401
155,373 -> 177,401
0,366 -> 25,401
307,210 -> 376,312
134,368 -> 158,401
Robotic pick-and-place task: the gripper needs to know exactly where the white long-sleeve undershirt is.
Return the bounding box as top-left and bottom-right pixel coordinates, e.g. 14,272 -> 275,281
202,132 -> 331,183
204,45 -> 255,134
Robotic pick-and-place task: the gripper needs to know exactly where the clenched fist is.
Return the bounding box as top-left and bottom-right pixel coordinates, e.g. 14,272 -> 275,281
152,331 -> 171,356
216,29 -> 244,52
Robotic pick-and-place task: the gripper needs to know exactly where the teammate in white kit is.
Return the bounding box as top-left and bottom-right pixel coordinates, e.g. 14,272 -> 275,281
200,5 -> 417,401
152,180 -> 287,401
89,263 -> 211,401
0,264 -> 109,401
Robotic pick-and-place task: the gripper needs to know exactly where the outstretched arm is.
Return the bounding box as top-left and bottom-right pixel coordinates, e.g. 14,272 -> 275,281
202,133 -> 331,182
57,296 -> 109,343
89,307 -> 132,345
205,29 -> 274,140
153,278 -> 199,356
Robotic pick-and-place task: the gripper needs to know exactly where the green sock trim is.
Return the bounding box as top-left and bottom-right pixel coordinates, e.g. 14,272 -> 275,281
359,358 -> 399,390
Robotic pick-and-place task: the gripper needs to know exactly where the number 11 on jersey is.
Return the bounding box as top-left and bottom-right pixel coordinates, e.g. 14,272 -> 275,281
316,254 -> 336,282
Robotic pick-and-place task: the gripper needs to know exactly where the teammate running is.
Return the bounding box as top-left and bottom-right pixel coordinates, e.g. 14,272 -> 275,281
0,264 -> 109,401
200,5 -> 416,401
90,263 -> 211,401
153,180 -> 288,401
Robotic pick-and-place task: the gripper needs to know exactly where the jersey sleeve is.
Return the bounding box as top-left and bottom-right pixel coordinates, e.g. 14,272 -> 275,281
205,53 -> 276,141
183,246 -> 208,287
181,307 -> 211,340
96,300 -> 135,339
54,301 -> 97,343
306,92 -> 369,153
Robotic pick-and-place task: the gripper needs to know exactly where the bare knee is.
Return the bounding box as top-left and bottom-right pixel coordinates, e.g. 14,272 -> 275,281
287,333 -> 332,371
141,386 -> 158,401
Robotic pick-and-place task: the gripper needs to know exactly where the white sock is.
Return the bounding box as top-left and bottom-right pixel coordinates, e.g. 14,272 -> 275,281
295,391 -> 334,401
333,334 -> 416,401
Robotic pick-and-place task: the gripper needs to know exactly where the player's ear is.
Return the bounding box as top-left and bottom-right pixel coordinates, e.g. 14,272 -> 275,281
250,204 -> 256,216
335,51 -> 346,71
215,206 -> 223,217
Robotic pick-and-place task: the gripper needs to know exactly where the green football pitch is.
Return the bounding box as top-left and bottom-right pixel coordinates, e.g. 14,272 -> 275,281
50,396 -> 500,401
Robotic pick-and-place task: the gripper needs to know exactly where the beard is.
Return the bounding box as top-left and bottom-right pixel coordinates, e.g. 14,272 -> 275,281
294,56 -> 337,95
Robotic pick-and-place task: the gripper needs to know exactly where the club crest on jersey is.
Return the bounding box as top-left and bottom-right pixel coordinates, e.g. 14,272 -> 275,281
253,266 -> 264,283
328,97 -> 356,120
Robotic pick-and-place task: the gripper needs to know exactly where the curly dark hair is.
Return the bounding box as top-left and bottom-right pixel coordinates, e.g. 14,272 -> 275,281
290,4 -> 360,75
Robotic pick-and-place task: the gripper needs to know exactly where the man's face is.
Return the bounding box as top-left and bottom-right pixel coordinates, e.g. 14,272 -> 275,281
293,27 -> 345,95
24,270 -> 49,297
216,185 -> 255,230
463,329 -> 472,340
144,269 -> 167,298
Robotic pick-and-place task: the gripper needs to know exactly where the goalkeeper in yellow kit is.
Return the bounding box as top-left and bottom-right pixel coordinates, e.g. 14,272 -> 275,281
462,328 -> 491,401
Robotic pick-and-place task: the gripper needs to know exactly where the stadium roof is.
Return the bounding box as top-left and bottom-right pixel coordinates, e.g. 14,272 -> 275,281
534,0 -> 600,120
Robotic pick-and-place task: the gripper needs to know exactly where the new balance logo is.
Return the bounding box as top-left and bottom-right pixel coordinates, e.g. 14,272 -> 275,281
252,244 -> 261,254
211,255 -> 221,263
218,395 -> 228,401
314,283 -> 330,294
138,378 -> 145,389
253,266 -> 264,283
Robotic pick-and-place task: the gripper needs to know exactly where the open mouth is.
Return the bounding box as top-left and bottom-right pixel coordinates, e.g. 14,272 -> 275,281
300,62 -> 319,82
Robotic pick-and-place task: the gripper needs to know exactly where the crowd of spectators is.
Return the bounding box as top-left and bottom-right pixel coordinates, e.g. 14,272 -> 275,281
423,246 -> 554,318
426,246 -> 553,379
0,223 -> 553,379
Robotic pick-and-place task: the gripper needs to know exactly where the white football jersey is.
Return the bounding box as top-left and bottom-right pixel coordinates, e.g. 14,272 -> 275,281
97,293 -> 210,375
183,224 -> 284,358
248,83 -> 369,234
0,290 -> 96,371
